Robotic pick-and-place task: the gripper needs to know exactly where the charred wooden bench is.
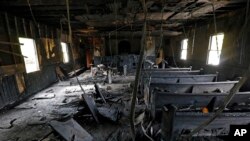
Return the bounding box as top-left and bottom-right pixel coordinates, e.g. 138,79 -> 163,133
147,74 -> 218,83
144,67 -> 192,72
151,91 -> 250,113
150,81 -> 238,94
143,70 -> 202,78
161,107 -> 250,141
141,70 -> 203,89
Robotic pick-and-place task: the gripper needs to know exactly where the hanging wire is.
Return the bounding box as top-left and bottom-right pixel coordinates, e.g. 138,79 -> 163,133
191,23 -> 197,55
185,2 -> 250,137
65,0 -> 87,96
27,0 -> 38,27
212,3 -> 220,58
239,0 -> 250,64
130,0 -> 147,139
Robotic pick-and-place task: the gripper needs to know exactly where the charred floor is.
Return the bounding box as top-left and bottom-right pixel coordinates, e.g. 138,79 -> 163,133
1,0 -> 250,141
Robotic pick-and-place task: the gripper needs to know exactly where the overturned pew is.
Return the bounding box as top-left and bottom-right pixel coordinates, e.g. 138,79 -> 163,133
151,91 -> 250,114
150,81 -> 239,93
148,74 -> 218,83
161,106 -> 250,141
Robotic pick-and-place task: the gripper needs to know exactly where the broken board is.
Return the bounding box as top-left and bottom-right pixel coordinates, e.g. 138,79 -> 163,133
50,118 -> 93,141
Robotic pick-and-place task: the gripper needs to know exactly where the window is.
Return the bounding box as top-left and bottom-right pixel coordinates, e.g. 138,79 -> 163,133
19,37 -> 40,73
61,42 -> 69,63
180,39 -> 188,60
207,33 -> 224,65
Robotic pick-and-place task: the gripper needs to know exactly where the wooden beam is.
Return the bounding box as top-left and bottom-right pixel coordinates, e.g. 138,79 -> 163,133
0,41 -> 23,46
4,13 -> 17,65
22,18 -> 27,37
0,64 -> 25,76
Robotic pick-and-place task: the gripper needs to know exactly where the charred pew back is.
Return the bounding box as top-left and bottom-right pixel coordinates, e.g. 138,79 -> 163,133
162,111 -> 250,140
144,67 -> 192,72
152,92 -> 250,111
148,74 -> 218,83
144,70 -> 201,78
150,81 -> 238,93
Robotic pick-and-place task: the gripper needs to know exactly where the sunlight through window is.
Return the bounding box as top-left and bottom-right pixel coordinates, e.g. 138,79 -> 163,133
207,33 -> 224,65
19,37 -> 40,73
180,39 -> 188,60
61,42 -> 69,63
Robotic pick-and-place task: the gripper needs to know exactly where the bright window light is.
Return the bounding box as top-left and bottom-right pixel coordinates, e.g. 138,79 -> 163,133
19,37 -> 40,73
180,39 -> 188,60
207,33 -> 224,65
61,42 -> 69,63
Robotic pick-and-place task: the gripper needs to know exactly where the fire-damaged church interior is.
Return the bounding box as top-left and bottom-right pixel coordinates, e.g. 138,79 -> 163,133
1,0 -> 250,141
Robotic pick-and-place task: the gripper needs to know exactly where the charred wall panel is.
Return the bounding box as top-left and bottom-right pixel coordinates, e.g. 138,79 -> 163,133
0,12 -> 81,109
169,9 -> 250,90
24,65 -> 57,95
0,75 -> 19,109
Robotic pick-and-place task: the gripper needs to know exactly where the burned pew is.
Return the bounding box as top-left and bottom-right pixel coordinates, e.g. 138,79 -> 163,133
141,70 -> 203,88
148,74 -> 218,84
144,67 -> 192,72
152,91 -> 250,114
161,109 -> 250,140
150,81 -> 238,93
144,70 -> 202,78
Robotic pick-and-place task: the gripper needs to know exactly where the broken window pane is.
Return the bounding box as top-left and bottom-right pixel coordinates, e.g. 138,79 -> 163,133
19,37 -> 40,73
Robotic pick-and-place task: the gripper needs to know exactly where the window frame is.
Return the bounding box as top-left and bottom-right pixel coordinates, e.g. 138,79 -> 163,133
61,42 -> 70,63
18,37 -> 40,73
206,33 -> 224,66
180,38 -> 189,60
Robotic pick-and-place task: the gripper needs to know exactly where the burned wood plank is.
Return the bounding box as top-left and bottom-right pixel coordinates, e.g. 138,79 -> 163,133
94,83 -> 106,103
150,81 -> 238,93
32,93 -> 55,100
81,94 -> 100,123
50,118 -> 93,141
97,107 -> 119,122
152,92 -> 250,111
161,105 -> 177,141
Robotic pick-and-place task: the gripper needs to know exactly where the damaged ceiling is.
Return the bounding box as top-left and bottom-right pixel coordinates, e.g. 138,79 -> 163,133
0,0 -> 247,36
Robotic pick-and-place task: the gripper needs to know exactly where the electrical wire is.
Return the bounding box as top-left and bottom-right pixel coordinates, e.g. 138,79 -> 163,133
191,23 -> 196,55
185,4 -> 250,136
211,3 -> 220,59
27,0 -> 38,27
130,0 -> 147,139
156,0 -> 165,57
239,0 -> 250,64
65,0 -> 87,96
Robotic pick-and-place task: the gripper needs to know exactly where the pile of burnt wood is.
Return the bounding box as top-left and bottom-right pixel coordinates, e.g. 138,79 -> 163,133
142,66 -> 250,141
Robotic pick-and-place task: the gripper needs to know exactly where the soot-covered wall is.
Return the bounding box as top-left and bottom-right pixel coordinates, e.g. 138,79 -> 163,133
0,12 -> 82,109
169,9 -> 250,91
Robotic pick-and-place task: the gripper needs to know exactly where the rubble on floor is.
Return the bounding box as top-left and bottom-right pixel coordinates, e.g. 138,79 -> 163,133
0,70 -> 140,141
